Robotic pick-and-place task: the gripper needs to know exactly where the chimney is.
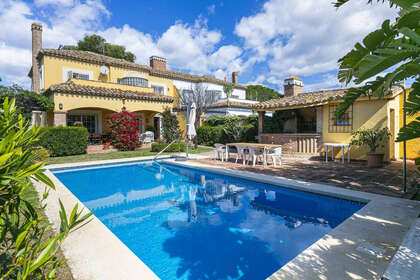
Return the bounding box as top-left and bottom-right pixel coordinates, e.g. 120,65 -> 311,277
149,56 -> 167,71
283,75 -> 303,97
232,72 -> 238,84
31,22 -> 42,93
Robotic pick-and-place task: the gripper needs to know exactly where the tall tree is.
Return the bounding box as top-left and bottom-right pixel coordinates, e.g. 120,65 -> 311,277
223,84 -> 234,107
334,0 -> 420,144
161,107 -> 182,143
179,84 -> 217,147
62,34 -> 136,62
246,85 -> 282,101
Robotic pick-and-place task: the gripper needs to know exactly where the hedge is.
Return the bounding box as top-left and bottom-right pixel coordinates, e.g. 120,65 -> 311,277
38,127 -> 89,157
240,123 -> 258,142
197,125 -> 224,146
151,142 -> 186,153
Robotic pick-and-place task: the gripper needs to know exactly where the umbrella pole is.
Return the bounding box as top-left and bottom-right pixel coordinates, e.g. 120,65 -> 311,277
186,103 -> 190,159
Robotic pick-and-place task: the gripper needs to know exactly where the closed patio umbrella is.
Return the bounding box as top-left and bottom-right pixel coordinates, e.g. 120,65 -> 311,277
186,102 -> 196,140
185,102 -> 196,158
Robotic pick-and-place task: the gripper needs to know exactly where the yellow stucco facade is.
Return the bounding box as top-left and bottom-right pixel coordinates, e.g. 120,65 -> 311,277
321,96 -> 400,161
399,91 -> 420,159
41,54 -> 177,136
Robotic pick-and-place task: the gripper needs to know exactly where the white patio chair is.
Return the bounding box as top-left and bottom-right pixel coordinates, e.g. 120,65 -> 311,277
141,131 -> 154,144
266,146 -> 282,167
248,146 -> 265,167
234,145 -> 248,165
214,143 -> 226,162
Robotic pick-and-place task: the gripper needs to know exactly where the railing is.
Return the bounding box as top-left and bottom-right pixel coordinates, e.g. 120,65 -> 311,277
153,139 -> 178,161
259,133 -> 321,154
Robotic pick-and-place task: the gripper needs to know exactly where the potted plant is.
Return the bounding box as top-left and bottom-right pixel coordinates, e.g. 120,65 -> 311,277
350,128 -> 391,167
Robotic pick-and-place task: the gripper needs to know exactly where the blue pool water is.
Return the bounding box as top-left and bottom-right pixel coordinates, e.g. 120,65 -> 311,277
52,161 -> 364,280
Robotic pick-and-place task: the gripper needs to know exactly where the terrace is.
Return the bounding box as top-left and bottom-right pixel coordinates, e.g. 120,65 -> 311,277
196,154 -> 418,199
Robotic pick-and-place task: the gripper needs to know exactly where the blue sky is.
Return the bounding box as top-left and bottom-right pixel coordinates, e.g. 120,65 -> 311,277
0,0 -> 398,92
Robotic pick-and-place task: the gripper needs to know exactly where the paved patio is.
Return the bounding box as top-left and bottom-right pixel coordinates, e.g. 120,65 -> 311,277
196,155 -> 419,199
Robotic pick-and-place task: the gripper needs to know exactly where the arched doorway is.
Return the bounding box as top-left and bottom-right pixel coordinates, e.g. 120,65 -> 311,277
131,110 -> 162,141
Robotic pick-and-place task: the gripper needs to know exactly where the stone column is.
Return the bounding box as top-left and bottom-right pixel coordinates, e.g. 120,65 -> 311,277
258,111 -> 265,135
53,111 -> 67,127
31,111 -> 41,126
316,106 -> 323,134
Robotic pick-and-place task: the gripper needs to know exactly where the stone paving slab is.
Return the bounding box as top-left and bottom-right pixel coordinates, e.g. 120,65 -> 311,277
382,218 -> 420,280
168,159 -> 420,280
196,157 -> 418,198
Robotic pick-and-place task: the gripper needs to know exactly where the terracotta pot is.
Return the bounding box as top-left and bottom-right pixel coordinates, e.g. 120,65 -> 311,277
367,152 -> 384,168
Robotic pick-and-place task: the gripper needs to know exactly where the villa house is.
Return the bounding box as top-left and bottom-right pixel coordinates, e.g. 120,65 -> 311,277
28,22 -> 249,139
253,76 -> 419,161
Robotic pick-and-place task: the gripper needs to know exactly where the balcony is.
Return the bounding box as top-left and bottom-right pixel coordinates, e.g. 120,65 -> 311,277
71,78 -> 155,94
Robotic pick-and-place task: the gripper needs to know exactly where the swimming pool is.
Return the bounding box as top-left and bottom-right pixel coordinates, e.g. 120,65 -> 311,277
52,160 -> 365,280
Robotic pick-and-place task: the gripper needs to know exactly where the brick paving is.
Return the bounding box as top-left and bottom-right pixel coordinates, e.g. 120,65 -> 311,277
196,156 -> 418,199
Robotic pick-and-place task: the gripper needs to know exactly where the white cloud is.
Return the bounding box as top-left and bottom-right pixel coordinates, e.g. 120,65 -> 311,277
0,1 -> 243,88
235,0 -> 398,85
0,0 -> 110,87
102,19 -> 242,76
0,0 -> 400,92
35,0 -> 74,7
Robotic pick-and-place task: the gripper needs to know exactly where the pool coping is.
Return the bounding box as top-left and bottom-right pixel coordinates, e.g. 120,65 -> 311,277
38,156 -> 420,280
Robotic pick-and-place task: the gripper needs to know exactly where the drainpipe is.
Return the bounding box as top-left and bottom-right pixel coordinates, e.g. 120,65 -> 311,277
393,83 -> 407,193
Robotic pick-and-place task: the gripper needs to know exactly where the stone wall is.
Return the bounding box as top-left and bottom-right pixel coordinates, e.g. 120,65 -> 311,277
259,133 -> 322,154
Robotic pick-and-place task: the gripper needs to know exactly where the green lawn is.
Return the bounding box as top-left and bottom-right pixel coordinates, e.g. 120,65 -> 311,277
46,146 -> 213,165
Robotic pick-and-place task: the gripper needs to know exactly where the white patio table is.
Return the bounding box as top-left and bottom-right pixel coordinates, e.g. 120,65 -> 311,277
324,142 -> 351,164
225,143 -> 281,166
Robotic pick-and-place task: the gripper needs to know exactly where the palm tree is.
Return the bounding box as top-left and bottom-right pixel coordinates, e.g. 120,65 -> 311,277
334,0 -> 419,143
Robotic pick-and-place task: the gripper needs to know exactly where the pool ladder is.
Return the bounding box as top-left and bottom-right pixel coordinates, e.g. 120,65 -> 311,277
153,139 -> 179,161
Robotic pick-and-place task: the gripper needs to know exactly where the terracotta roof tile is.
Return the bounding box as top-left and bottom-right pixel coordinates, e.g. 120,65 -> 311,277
209,100 -> 254,109
253,89 -> 347,110
253,86 -> 402,110
39,49 -> 246,89
46,81 -> 174,103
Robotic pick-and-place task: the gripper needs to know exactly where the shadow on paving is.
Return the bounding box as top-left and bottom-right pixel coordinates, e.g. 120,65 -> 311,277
196,158 -> 417,199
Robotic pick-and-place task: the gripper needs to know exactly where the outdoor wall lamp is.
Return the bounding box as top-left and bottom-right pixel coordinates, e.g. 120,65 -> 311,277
59,103 -> 63,110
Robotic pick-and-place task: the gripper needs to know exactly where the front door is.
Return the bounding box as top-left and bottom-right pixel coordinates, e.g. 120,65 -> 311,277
153,117 -> 160,140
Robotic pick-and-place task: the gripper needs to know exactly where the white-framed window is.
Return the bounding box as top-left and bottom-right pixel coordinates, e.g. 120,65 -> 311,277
67,110 -> 102,133
118,77 -> 148,87
150,82 -> 166,95
39,65 -> 44,90
62,67 -> 93,82
205,90 -> 223,100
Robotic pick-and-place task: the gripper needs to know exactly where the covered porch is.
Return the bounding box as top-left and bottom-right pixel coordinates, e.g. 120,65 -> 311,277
44,80 -> 174,144
257,106 -> 323,155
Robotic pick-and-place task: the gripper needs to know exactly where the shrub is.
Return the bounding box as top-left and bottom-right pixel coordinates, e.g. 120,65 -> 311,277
151,142 -> 186,152
32,146 -> 50,161
162,108 -> 182,143
350,128 -> 391,153
108,111 -> 140,151
197,125 -> 224,146
240,123 -> 258,142
38,126 -> 88,157
0,98 -> 92,279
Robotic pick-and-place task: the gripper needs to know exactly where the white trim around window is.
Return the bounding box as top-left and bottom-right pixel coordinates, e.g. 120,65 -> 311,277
150,82 -> 167,95
40,65 -> 44,90
67,110 -> 102,133
62,67 -> 94,82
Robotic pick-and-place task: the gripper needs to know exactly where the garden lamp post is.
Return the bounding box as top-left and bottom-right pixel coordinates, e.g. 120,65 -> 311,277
393,83 -> 407,193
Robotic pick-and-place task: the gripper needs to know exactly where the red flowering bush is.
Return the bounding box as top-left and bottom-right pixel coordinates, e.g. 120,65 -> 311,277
107,111 -> 140,151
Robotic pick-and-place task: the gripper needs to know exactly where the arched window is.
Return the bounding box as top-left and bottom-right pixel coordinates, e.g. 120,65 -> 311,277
118,71 -> 148,87
118,77 -> 148,87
